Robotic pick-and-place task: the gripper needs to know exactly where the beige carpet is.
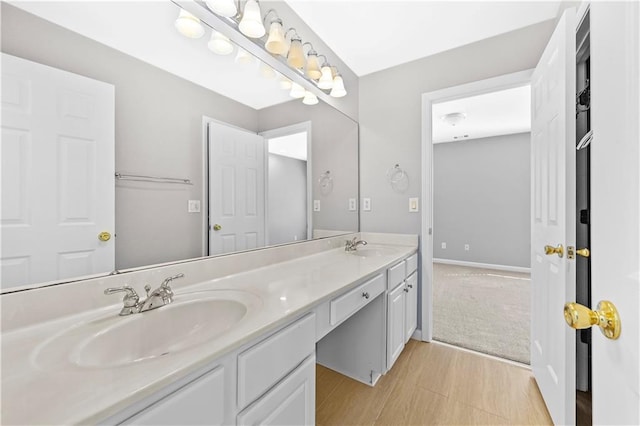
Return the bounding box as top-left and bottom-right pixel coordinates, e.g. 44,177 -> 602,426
433,263 -> 530,364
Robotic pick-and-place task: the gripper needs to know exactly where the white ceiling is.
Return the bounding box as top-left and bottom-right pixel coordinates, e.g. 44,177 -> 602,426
285,1 -> 563,76
432,85 -> 531,143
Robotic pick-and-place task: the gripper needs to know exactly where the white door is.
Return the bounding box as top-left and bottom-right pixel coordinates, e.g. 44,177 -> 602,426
208,121 -> 265,255
530,9 -> 576,425
1,54 -> 115,290
590,2 -> 640,423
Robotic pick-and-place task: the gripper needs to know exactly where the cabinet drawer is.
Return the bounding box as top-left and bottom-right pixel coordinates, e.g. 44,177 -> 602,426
406,253 -> 418,275
237,314 -> 315,409
387,261 -> 406,290
330,274 -> 384,325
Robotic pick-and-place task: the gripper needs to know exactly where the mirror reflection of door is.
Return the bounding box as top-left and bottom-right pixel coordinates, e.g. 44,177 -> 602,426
1,53 -> 115,290
265,130 -> 309,245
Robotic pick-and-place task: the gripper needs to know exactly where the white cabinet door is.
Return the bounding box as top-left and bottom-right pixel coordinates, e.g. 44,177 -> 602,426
237,355 -> 315,426
387,283 -> 406,370
124,366 -> 225,425
405,272 -> 418,343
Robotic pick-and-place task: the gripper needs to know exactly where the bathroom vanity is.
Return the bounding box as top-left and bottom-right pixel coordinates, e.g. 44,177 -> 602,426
1,232 -> 418,425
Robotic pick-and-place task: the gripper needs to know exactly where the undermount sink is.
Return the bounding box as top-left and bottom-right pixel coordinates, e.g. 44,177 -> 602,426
348,245 -> 401,258
33,290 -> 262,370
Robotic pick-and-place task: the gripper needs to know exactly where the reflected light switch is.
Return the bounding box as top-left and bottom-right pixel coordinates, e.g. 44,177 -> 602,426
348,198 -> 357,211
188,200 -> 201,213
314,200 -> 321,212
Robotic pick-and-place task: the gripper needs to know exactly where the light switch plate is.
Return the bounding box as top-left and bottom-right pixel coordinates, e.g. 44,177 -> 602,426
348,198 -> 357,211
313,200 -> 321,212
363,198 -> 371,211
188,200 -> 201,213
409,197 -> 419,212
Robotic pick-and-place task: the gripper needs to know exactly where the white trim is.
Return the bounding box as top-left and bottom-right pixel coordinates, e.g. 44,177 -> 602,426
259,121 -> 313,243
420,69 -> 534,343
411,329 -> 422,341
431,340 -> 531,370
433,258 -> 531,274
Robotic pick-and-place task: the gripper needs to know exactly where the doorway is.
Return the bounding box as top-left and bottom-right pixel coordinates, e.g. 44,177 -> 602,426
430,85 -> 532,364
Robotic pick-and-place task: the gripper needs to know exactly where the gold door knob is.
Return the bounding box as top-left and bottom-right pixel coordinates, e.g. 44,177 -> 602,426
544,244 -> 564,258
213,224 -> 222,231
564,300 -> 621,340
576,248 -> 590,258
98,231 -> 111,242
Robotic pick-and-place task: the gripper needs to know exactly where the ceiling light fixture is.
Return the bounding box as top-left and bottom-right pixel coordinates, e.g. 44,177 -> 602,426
205,0 -> 237,18
330,74 -> 347,98
175,9 -> 205,39
208,30 -> 234,55
303,42 -> 321,80
289,82 -> 306,99
441,112 -> 467,126
239,0 -> 265,38
317,56 -> 334,90
285,29 -> 305,69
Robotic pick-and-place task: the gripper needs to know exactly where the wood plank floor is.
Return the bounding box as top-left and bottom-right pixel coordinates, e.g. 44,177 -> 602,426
316,340 -> 553,425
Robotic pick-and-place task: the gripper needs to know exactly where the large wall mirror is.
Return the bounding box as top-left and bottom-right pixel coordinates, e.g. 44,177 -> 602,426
0,1 -> 359,292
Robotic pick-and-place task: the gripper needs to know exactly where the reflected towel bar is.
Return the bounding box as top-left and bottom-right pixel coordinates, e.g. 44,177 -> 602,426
115,173 -> 193,185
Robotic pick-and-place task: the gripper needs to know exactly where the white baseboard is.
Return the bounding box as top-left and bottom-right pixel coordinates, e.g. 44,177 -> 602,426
432,258 -> 531,274
411,329 -> 422,341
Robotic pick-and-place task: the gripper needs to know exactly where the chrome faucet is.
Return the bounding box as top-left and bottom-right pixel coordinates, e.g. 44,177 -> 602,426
345,237 -> 368,252
104,273 -> 184,316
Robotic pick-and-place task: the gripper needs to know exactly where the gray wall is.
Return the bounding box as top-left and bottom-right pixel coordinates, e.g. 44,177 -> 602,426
268,154 -> 307,245
259,101 -> 359,233
433,133 -> 531,268
1,3 -> 258,270
358,20 -> 556,237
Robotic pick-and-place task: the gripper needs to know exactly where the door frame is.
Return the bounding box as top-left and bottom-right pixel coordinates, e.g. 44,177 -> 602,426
259,121 -> 313,245
419,69 -> 533,341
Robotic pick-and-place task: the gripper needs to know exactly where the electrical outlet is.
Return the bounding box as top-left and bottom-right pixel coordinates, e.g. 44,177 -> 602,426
409,197 -> 419,212
188,200 -> 200,213
313,200 -> 321,212
465,244 -> 470,251
348,198 -> 357,211
441,242 -> 446,249
363,198 -> 371,211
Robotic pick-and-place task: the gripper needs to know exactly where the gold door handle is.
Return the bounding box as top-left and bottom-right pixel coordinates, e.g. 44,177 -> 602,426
544,244 -> 564,258
98,231 -> 111,242
576,248 -> 590,258
213,224 -> 222,231
564,301 -> 621,340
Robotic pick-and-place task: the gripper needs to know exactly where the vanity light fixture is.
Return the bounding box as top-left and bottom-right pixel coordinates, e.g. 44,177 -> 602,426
208,30 -> 234,55
175,9 -> 205,39
286,29 -> 305,69
317,56 -> 334,90
239,0 -> 265,38
264,10 -> 287,56
302,91 -> 319,105
330,74 -> 347,98
278,74 -> 293,90
205,0 -> 237,18
235,48 -> 254,65
303,42 -> 321,80
289,82 -> 306,98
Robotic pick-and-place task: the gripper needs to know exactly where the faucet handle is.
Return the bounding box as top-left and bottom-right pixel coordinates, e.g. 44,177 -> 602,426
161,273 -> 184,288
104,285 -> 139,307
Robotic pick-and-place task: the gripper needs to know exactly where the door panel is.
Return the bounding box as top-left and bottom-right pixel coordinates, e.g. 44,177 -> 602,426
1,53 -> 115,289
590,2 -> 640,423
208,121 -> 265,255
530,9 -> 576,425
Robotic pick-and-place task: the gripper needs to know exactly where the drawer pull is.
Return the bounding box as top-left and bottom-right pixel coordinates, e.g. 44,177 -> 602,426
362,292 -> 370,299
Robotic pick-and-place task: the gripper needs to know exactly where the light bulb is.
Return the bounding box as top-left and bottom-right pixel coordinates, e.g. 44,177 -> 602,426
305,53 -> 321,80
174,9 -> 204,39
289,82 -> 306,99
330,75 -> 347,97
287,38 -> 304,69
208,31 -> 234,55
235,48 -> 254,65
239,0 -> 265,38
265,20 -> 287,56
318,65 -> 333,90
205,0 -> 237,17
302,91 -> 319,105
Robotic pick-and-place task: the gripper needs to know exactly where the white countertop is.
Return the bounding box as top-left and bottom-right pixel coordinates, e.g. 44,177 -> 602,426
1,241 -> 417,425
